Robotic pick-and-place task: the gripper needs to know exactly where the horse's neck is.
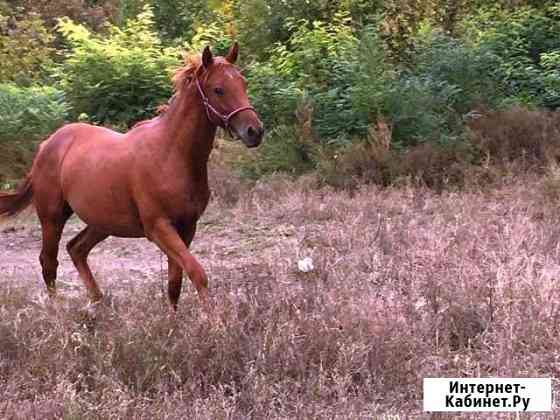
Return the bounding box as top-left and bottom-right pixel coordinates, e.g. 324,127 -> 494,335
161,86 -> 217,181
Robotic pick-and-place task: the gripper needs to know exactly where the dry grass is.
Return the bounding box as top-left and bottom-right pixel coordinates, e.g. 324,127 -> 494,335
2,170 -> 560,419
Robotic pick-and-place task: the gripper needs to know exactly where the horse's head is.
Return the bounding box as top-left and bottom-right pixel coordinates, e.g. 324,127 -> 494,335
196,43 -> 264,148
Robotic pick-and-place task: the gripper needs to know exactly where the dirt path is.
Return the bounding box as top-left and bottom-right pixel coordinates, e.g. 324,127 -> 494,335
0,207 -> 299,300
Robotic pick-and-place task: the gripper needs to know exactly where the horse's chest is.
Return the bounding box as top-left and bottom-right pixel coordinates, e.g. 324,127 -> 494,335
162,184 -> 209,220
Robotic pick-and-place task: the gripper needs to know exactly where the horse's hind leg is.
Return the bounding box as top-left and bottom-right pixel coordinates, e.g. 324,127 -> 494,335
38,203 -> 73,297
67,226 -> 108,303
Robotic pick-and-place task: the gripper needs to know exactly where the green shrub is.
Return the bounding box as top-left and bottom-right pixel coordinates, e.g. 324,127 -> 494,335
354,31 -> 502,149
0,12 -> 54,85
350,26 -> 392,136
55,6 -> 179,127
0,84 -> 69,143
462,5 -> 560,108
541,50 -> 560,108
237,124 -> 315,179
233,0 -> 370,60
246,49 -> 303,129
383,75 -> 458,147
0,83 -> 69,182
248,12 -> 361,140
118,0 -> 221,43
412,34 -> 502,114
188,20 -> 234,56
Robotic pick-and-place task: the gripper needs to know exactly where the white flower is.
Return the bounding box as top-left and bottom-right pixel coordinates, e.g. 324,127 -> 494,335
297,257 -> 314,273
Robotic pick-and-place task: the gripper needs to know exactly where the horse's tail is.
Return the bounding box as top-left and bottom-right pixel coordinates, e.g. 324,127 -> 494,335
0,174 -> 34,218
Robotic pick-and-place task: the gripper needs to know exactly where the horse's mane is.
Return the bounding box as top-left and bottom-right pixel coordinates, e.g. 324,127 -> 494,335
133,54 -> 201,127
157,54 -> 201,115
172,54 -> 201,94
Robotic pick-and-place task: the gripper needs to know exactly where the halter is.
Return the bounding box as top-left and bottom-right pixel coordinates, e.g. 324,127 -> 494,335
195,69 -> 255,137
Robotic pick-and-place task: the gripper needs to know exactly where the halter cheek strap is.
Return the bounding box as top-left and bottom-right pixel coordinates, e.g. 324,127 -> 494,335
195,73 -> 255,137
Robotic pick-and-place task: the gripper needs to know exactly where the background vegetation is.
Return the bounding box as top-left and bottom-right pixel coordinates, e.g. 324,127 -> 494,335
0,0 -> 559,187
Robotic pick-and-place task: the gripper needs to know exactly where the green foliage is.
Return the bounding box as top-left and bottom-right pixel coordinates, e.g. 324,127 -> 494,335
233,0 -> 376,61
0,83 -> 69,181
151,0 -> 219,42
463,5 -> 560,108
353,30 -> 501,148
383,76 -> 456,146
376,33 -> 501,147
2,0 -> 560,187
0,12 -> 54,85
55,7 -> 179,127
413,34 -> 502,113
248,12 -> 361,140
246,60 -> 302,129
189,20 -> 233,55
350,26 -> 393,135
237,125 -> 315,179
0,83 -> 68,141
117,0 -> 221,43
287,14 -> 361,139
541,50 -> 560,107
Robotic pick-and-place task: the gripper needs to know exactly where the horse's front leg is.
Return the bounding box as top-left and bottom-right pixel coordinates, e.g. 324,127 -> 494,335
149,219 -> 208,306
167,222 -> 197,310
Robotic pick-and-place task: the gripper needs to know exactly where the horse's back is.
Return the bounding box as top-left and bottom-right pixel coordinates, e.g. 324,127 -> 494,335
33,122 -> 125,192
35,123 -> 122,166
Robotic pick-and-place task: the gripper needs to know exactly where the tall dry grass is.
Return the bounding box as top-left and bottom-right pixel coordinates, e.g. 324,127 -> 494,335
2,169 -> 560,418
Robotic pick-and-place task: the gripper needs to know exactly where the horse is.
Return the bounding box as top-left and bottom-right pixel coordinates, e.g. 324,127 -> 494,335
0,43 -> 264,310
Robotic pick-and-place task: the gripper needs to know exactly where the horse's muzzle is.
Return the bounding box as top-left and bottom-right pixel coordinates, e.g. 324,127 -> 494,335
241,125 -> 264,148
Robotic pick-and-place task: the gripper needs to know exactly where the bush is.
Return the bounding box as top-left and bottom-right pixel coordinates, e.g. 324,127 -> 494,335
541,50 -> 560,108
0,12 -> 54,85
0,83 -> 69,183
55,6 -> 179,127
316,120 -> 477,191
248,12 -> 361,140
315,139 -> 392,190
467,106 -> 560,165
233,0 -> 370,61
350,26 -> 392,136
383,75 -> 458,147
462,5 -> 560,108
352,30 -> 502,149
246,57 -> 302,129
396,141 -> 476,190
412,33 -> 502,114
237,124 -> 315,179
148,0 -> 218,42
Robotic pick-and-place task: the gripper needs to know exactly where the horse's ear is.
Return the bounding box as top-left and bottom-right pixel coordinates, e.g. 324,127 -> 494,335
226,42 -> 239,64
202,46 -> 213,69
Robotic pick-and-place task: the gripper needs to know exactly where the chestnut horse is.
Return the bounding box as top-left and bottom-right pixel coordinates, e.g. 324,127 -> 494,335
0,43 -> 264,309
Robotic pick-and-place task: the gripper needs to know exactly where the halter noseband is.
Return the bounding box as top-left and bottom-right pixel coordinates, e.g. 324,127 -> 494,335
195,69 -> 255,137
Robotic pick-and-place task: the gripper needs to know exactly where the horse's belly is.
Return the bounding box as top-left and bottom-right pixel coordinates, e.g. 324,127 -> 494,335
75,208 -> 145,238
68,191 -> 145,237
61,152 -> 144,237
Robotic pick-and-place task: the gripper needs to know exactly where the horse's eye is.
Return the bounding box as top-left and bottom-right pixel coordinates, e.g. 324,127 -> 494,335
214,87 -> 224,96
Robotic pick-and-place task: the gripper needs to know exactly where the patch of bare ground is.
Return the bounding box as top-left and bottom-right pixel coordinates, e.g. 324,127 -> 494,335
1,172 -> 560,419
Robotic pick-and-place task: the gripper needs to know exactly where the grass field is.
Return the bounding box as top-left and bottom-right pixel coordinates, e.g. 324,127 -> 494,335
1,172 -> 559,419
